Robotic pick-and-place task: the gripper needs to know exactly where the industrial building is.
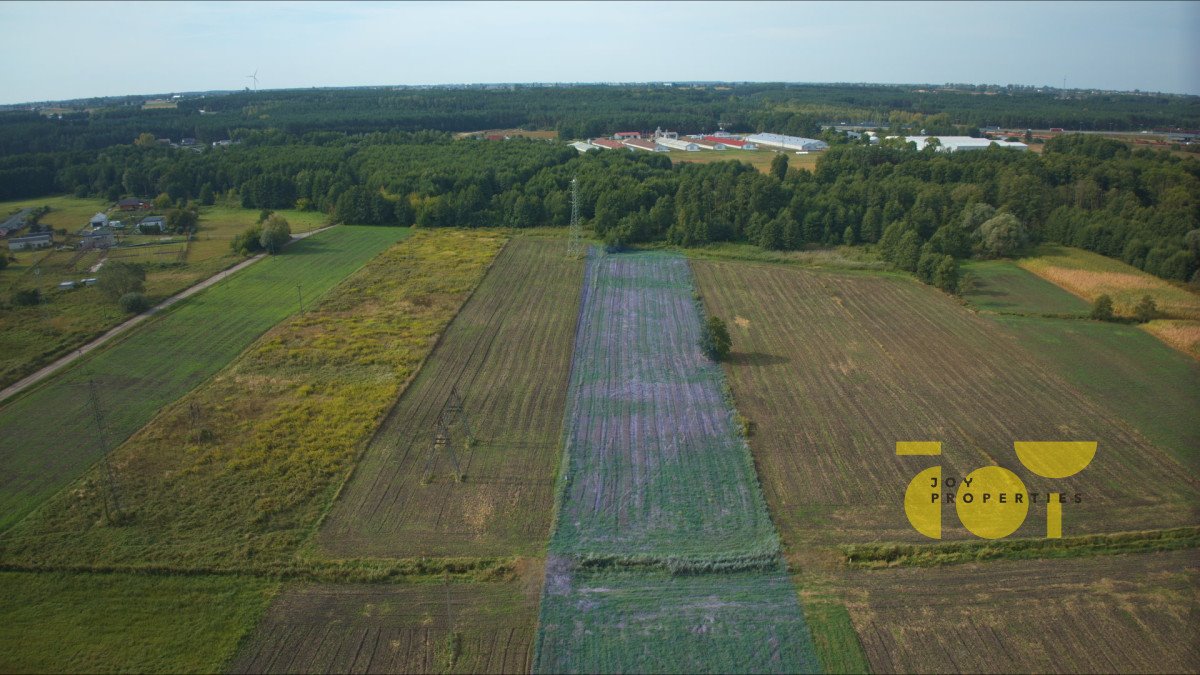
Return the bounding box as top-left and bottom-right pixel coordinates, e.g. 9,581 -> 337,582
589,138 -> 628,150
570,141 -> 601,153
622,139 -> 668,152
657,138 -> 701,151
902,136 -> 1028,152
744,133 -> 829,152
702,136 -> 757,149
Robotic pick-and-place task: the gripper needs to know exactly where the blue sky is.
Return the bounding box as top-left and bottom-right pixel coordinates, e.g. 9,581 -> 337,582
0,1 -> 1196,104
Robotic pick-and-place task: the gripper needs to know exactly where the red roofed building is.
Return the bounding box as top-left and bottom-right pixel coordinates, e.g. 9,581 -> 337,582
590,138 -> 628,150
703,136 -> 756,149
614,131 -> 642,140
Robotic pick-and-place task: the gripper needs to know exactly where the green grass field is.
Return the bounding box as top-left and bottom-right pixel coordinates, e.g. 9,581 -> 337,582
961,259 -> 1090,316
534,561 -> 819,674
0,226 -> 408,532
0,571 -> 275,673
0,197 -> 333,390
0,230 -> 506,574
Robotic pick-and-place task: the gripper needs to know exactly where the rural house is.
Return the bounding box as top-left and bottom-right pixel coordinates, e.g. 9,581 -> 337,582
7,232 -> 52,251
117,198 -> 151,211
89,212 -> 109,228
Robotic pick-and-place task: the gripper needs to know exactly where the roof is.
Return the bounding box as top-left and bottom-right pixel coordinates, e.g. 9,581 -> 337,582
10,233 -> 51,242
614,131 -> 641,136
703,136 -> 747,147
903,136 -> 1028,151
140,215 -> 166,223
745,133 -> 829,149
590,138 -> 627,149
91,212 -> 108,220
117,198 -> 149,206
622,139 -> 662,150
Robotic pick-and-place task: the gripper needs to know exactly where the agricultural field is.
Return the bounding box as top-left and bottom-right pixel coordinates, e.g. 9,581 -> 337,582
841,549 -> 1200,673
230,577 -> 539,674
318,238 -> 582,558
960,259 -> 1090,316
692,259 -> 1198,547
1142,318 -> 1200,360
550,250 -> 779,563
534,558 -> 819,674
0,225 -> 408,534
667,147 -> 820,174
0,196 -> 331,390
0,229 -> 504,571
0,571 -> 275,673
1017,244 -> 1200,319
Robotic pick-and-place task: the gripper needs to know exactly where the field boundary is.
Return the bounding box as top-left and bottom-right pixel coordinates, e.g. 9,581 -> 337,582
841,525 -> 1200,568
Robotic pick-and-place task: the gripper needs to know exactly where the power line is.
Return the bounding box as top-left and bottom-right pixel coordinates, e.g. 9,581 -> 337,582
567,176 -> 582,259
87,378 -> 124,523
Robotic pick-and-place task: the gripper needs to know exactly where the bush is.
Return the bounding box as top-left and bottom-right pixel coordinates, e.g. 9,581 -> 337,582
97,261 -> 145,301
259,214 -> 292,254
1133,295 -> 1158,323
12,288 -> 41,306
231,223 -> 264,255
1090,294 -> 1115,321
118,291 -> 150,314
701,316 -> 732,361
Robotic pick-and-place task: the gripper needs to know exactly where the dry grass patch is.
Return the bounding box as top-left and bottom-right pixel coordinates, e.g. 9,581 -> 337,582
1142,319 -> 1200,360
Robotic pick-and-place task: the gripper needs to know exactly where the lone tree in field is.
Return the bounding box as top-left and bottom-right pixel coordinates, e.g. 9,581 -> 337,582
977,213 -> 1029,258
701,316 -> 732,362
1090,294 -> 1116,321
1133,294 -> 1158,323
770,153 -> 789,181
97,261 -> 145,302
259,214 -> 292,254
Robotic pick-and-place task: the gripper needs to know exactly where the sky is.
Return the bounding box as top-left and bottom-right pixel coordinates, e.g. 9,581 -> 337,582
0,1 -> 1197,104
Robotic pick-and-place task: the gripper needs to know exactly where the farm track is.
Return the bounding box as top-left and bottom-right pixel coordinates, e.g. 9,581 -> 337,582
318,238 -> 584,557
0,226 -> 333,406
692,260 -> 1199,546
0,226 -> 407,532
842,549 -> 1200,673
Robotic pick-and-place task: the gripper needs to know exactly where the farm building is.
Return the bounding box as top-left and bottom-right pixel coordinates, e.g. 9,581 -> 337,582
570,141 -> 601,153
622,139 -> 668,152
703,136 -> 758,149
81,228 -> 115,249
137,216 -> 167,233
652,127 -> 679,141
613,131 -> 642,140
745,133 -> 829,152
7,232 -> 52,251
590,138 -> 628,150
658,138 -> 701,151
89,212 -> 109,228
902,136 -> 1028,152
116,198 -> 151,211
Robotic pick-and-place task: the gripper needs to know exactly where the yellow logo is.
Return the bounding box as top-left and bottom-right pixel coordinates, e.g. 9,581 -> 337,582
900,441 -> 1096,540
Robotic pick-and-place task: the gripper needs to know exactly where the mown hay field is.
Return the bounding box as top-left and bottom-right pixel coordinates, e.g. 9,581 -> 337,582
960,259 -> 1090,316
842,550 -> 1200,673
692,259 -> 1198,546
533,558 -> 819,674
1018,244 -> 1200,319
0,571 -> 275,673
0,225 -> 408,532
230,577 -> 539,674
318,237 -> 583,558
550,250 -> 778,563
0,229 -> 504,572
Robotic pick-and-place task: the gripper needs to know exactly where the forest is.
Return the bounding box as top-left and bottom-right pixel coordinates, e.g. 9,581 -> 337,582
1,84 -> 1198,286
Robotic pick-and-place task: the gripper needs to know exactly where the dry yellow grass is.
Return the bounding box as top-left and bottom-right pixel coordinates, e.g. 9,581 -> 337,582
1018,245 -> 1200,319
1142,320 -> 1200,360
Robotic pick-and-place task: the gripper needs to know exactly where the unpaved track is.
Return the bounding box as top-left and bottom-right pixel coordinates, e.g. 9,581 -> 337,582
0,226 -> 334,406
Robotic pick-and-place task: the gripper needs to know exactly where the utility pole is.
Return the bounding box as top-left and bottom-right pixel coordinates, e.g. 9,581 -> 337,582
297,284 -> 304,313
567,177 -> 582,259
87,378 -> 124,523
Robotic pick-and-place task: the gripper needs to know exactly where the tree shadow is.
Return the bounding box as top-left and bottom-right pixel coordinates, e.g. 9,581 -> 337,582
726,351 -> 790,367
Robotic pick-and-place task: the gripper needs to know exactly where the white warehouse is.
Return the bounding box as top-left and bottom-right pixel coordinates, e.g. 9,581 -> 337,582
745,133 -> 829,152
903,136 -> 1028,152
657,138 -> 701,151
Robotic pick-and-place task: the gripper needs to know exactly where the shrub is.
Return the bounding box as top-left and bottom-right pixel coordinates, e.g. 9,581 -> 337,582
98,261 -> 145,301
1090,294 -> 1115,321
259,214 -> 292,254
118,291 -> 150,314
701,316 -> 732,361
1133,295 -> 1158,323
231,223 -> 264,255
12,288 -> 41,306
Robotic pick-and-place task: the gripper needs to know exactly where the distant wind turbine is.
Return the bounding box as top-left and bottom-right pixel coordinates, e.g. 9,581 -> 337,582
246,69 -> 259,92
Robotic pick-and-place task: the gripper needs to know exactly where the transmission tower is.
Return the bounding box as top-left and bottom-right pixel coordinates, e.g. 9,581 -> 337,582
422,410 -> 464,484
567,176 -> 582,259
442,385 -> 474,446
87,379 -> 124,523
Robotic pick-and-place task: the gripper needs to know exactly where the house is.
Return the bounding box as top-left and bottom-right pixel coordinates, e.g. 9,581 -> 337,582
89,212 -> 109,229
658,138 -> 701,151
8,232 -> 52,251
613,131 -> 642,140
116,198 -> 151,211
137,216 -> 167,234
81,228 -> 115,249
622,139 -> 668,152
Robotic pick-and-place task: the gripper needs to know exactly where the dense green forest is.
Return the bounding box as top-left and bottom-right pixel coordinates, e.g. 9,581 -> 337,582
2,84 -> 1198,286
